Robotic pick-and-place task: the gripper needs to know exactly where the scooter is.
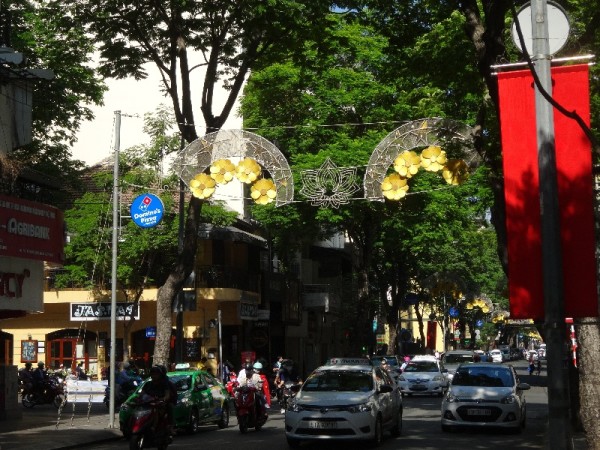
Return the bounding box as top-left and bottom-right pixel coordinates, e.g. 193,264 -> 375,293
278,381 -> 301,412
22,374 -> 67,408
234,384 -> 267,433
128,395 -> 172,450
104,378 -> 141,408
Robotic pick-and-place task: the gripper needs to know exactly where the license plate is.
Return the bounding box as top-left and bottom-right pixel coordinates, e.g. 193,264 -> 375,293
467,409 -> 491,416
307,421 -> 337,429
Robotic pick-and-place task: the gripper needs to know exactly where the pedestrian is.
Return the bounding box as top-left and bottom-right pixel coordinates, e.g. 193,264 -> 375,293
76,362 -> 88,380
528,354 -> 535,375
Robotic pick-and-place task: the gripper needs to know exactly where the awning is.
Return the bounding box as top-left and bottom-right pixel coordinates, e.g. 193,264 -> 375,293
197,224 -> 267,248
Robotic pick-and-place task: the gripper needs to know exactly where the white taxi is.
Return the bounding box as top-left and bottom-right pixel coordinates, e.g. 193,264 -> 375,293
284,357 -> 403,447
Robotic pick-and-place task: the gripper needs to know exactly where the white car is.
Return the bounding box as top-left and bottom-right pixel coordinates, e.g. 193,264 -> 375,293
398,360 -> 448,397
285,357 -> 403,447
441,363 -> 530,432
489,349 -> 504,363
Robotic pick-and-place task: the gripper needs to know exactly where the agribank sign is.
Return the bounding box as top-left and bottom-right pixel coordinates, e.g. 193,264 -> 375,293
0,194 -> 65,264
130,193 -> 164,228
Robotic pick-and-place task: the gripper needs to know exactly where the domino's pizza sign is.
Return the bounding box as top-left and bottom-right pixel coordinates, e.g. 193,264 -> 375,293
130,193 -> 164,228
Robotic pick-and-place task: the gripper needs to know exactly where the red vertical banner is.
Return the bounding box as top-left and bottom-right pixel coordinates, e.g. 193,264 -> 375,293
498,64 -> 598,320
426,321 -> 437,350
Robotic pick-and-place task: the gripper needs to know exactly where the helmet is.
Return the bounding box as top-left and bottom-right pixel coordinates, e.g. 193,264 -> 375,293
37,361 -> 45,368
244,363 -> 253,373
123,362 -> 130,370
25,362 -> 32,369
253,362 -> 263,371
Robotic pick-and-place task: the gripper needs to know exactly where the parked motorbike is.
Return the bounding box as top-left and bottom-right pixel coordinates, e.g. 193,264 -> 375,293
234,384 -> 267,433
22,374 -> 67,408
127,395 -> 172,450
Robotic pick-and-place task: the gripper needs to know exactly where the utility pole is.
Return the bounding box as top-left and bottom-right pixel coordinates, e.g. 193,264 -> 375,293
109,110 -> 121,428
530,1 -> 572,448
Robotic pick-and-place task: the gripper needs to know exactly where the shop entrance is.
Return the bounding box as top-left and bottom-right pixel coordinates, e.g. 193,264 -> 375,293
46,329 -> 98,372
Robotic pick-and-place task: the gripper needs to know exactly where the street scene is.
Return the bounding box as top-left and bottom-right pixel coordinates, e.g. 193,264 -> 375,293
1,2 -> 599,450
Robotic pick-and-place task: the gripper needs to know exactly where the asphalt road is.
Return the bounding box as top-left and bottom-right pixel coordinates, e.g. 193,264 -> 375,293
78,358 -> 557,450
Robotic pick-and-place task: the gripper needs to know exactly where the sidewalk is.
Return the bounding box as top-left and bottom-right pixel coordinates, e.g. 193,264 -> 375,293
0,405 -> 122,450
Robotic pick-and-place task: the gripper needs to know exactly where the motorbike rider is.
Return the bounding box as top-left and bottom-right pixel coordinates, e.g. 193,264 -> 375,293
116,361 -> 140,401
32,361 -> 47,398
140,365 -> 176,435
237,362 -> 267,418
275,360 -> 301,414
18,362 -> 34,393
253,362 -> 271,409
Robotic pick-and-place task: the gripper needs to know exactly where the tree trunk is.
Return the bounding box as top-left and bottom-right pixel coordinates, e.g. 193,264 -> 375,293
576,318 -> 600,449
153,197 -> 202,367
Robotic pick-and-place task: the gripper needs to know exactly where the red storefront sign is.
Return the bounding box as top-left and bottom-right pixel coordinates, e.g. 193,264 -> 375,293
0,194 -> 65,264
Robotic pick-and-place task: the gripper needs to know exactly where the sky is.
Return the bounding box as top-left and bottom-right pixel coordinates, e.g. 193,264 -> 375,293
71,64 -> 243,167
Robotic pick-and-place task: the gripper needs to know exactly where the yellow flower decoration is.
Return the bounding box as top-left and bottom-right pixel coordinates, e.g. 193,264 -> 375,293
189,173 -> 215,199
420,145 -> 447,172
442,159 -> 469,185
209,159 -> 236,185
251,178 -> 277,205
235,158 -> 261,184
393,151 -> 421,178
381,173 -> 409,200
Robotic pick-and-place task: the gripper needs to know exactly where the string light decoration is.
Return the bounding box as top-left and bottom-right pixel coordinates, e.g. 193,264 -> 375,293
299,158 -> 360,208
172,118 -> 476,207
364,118 -> 477,201
171,129 -> 294,206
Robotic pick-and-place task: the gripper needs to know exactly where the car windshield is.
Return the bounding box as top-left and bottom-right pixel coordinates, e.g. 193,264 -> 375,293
403,362 -> 439,373
302,370 -> 373,392
444,354 -> 473,364
452,367 -> 514,387
371,357 -> 399,367
168,374 -> 192,391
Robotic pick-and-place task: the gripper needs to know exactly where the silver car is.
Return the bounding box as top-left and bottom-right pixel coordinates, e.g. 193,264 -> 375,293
398,360 -> 448,397
285,357 -> 403,447
441,363 -> 530,432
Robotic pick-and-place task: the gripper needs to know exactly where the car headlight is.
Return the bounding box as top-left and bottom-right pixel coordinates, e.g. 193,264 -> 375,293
501,395 -> 516,404
347,403 -> 372,413
433,376 -> 443,382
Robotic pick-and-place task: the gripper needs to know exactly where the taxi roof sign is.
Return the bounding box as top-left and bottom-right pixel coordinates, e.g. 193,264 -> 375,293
326,357 -> 372,366
175,363 -> 190,370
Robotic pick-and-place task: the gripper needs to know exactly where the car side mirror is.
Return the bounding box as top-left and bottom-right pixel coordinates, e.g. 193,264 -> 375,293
517,382 -> 530,391
442,368 -> 448,373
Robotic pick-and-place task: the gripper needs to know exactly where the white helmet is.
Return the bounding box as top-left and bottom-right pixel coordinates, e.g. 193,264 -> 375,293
253,362 -> 263,371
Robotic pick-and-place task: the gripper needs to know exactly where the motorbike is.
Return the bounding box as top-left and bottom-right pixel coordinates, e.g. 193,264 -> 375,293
234,384 -> 267,433
127,395 -> 172,450
22,373 -> 67,408
104,378 -> 141,408
278,381 -> 301,412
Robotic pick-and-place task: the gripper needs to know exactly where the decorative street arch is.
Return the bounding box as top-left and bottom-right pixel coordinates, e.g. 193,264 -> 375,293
171,129 -> 294,206
363,118 -> 476,201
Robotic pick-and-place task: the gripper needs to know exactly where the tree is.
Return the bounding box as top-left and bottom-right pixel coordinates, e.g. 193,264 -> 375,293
61,0 -> 335,365
57,107 -> 182,360
0,1 -> 105,206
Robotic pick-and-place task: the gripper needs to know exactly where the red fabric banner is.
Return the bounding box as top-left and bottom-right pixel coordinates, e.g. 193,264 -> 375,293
498,64 -> 597,320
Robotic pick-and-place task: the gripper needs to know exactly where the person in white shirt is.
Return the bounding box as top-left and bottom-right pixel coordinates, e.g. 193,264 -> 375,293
238,362 -> 263,388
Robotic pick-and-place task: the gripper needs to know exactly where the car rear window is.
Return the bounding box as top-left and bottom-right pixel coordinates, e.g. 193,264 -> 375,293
303,370 -> 373,392
403,362 -> 438,372
443,354 -> 474,364
452,367 -> 513,387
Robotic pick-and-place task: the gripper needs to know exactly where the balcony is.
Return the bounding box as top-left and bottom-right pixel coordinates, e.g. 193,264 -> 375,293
197,265 -> 259,292
303,284 -> 340,313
